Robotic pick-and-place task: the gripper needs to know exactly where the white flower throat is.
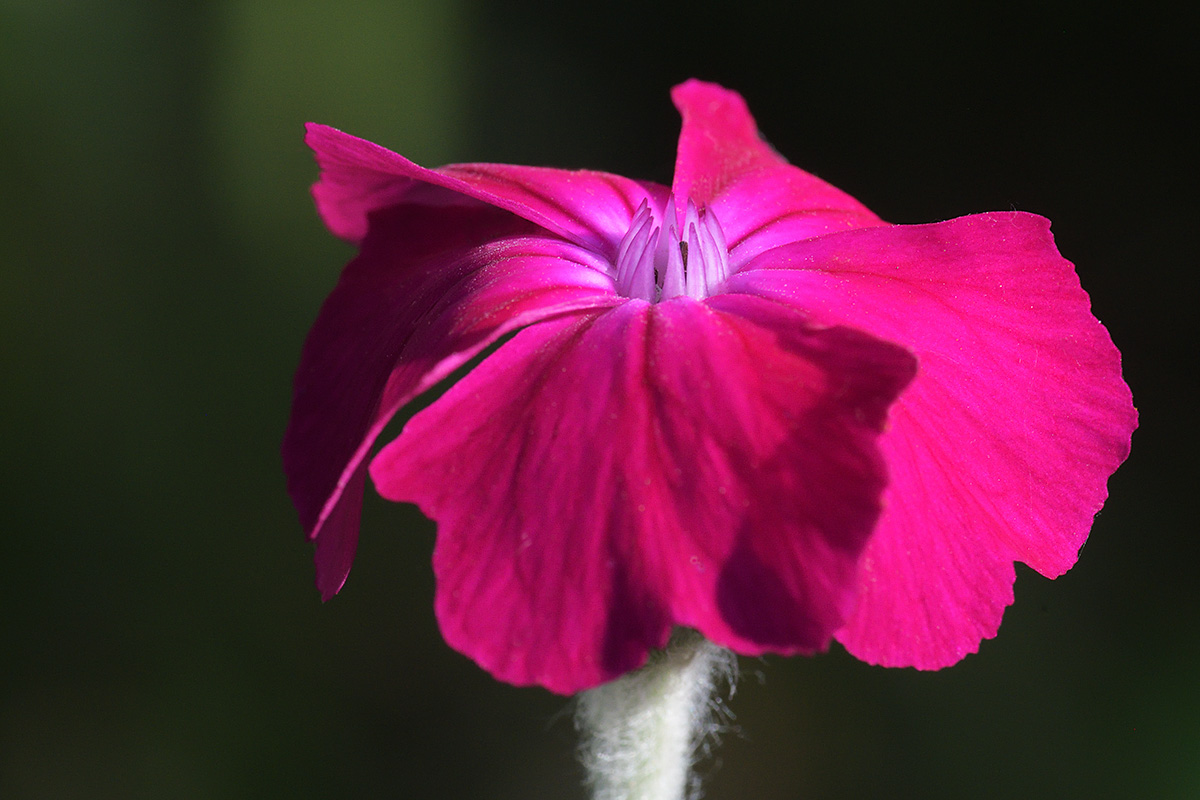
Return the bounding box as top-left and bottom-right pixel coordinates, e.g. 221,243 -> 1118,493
614,196 -> 731,302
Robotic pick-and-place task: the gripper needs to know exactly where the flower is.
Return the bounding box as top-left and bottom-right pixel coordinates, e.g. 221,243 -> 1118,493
283,80 -> 1136,694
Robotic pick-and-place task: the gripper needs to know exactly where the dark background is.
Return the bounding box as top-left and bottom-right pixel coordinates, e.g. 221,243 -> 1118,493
2,2 -> 1194,797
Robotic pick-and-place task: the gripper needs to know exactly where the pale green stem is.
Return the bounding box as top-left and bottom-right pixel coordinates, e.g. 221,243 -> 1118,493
575,629 -> 736,800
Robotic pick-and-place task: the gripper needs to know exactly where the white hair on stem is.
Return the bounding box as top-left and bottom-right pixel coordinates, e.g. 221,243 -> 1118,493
575,629 -> 738,800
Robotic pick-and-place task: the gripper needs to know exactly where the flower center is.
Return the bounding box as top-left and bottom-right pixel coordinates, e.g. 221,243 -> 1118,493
614,196 -> 730,302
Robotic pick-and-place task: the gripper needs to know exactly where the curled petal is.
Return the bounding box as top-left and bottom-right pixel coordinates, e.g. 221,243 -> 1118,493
305,122 -> 664,257
729,212 -> 1137,668
717,168 -> 885,268
370,296 -> 916,692
282,202 -> 620,599
669,79 -> 880,261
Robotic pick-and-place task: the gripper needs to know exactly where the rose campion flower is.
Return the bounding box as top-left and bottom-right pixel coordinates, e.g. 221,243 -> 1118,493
283,79 -> 1135,694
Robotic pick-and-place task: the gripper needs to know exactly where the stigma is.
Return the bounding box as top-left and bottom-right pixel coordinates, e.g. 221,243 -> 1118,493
614,196 -> 730,302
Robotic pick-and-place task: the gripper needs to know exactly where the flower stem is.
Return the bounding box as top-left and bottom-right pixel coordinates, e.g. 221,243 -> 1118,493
575,629 -> 736,800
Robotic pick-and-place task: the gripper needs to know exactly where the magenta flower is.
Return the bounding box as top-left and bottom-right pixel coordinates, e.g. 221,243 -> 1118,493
283,80 -> 1135,694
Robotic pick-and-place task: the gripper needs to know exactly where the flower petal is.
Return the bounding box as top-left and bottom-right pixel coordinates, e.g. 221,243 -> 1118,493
305,123 -> 662,257
669,80 -> 881,263
369,296 -> 916,693
728,212 -> 1136,668
282,202 -> 621,599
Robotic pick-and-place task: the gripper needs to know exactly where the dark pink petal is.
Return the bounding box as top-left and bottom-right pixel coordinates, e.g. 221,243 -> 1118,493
728,212 -> 1136,668
716,168 -> 886,268
305,123 -> 663,257
669,79 -> 881,265
282,202 -> 621,599
369,296 -> 916,693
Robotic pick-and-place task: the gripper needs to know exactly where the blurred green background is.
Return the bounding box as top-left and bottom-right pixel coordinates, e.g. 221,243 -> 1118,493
2,1 -> 1193,797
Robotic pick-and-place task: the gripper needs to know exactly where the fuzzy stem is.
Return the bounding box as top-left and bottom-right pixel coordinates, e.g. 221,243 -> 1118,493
575,629 -> 736,800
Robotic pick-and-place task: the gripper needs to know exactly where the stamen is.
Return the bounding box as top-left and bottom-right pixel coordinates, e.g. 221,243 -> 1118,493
615,200 -> 657,301
613,195 -> 730,303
